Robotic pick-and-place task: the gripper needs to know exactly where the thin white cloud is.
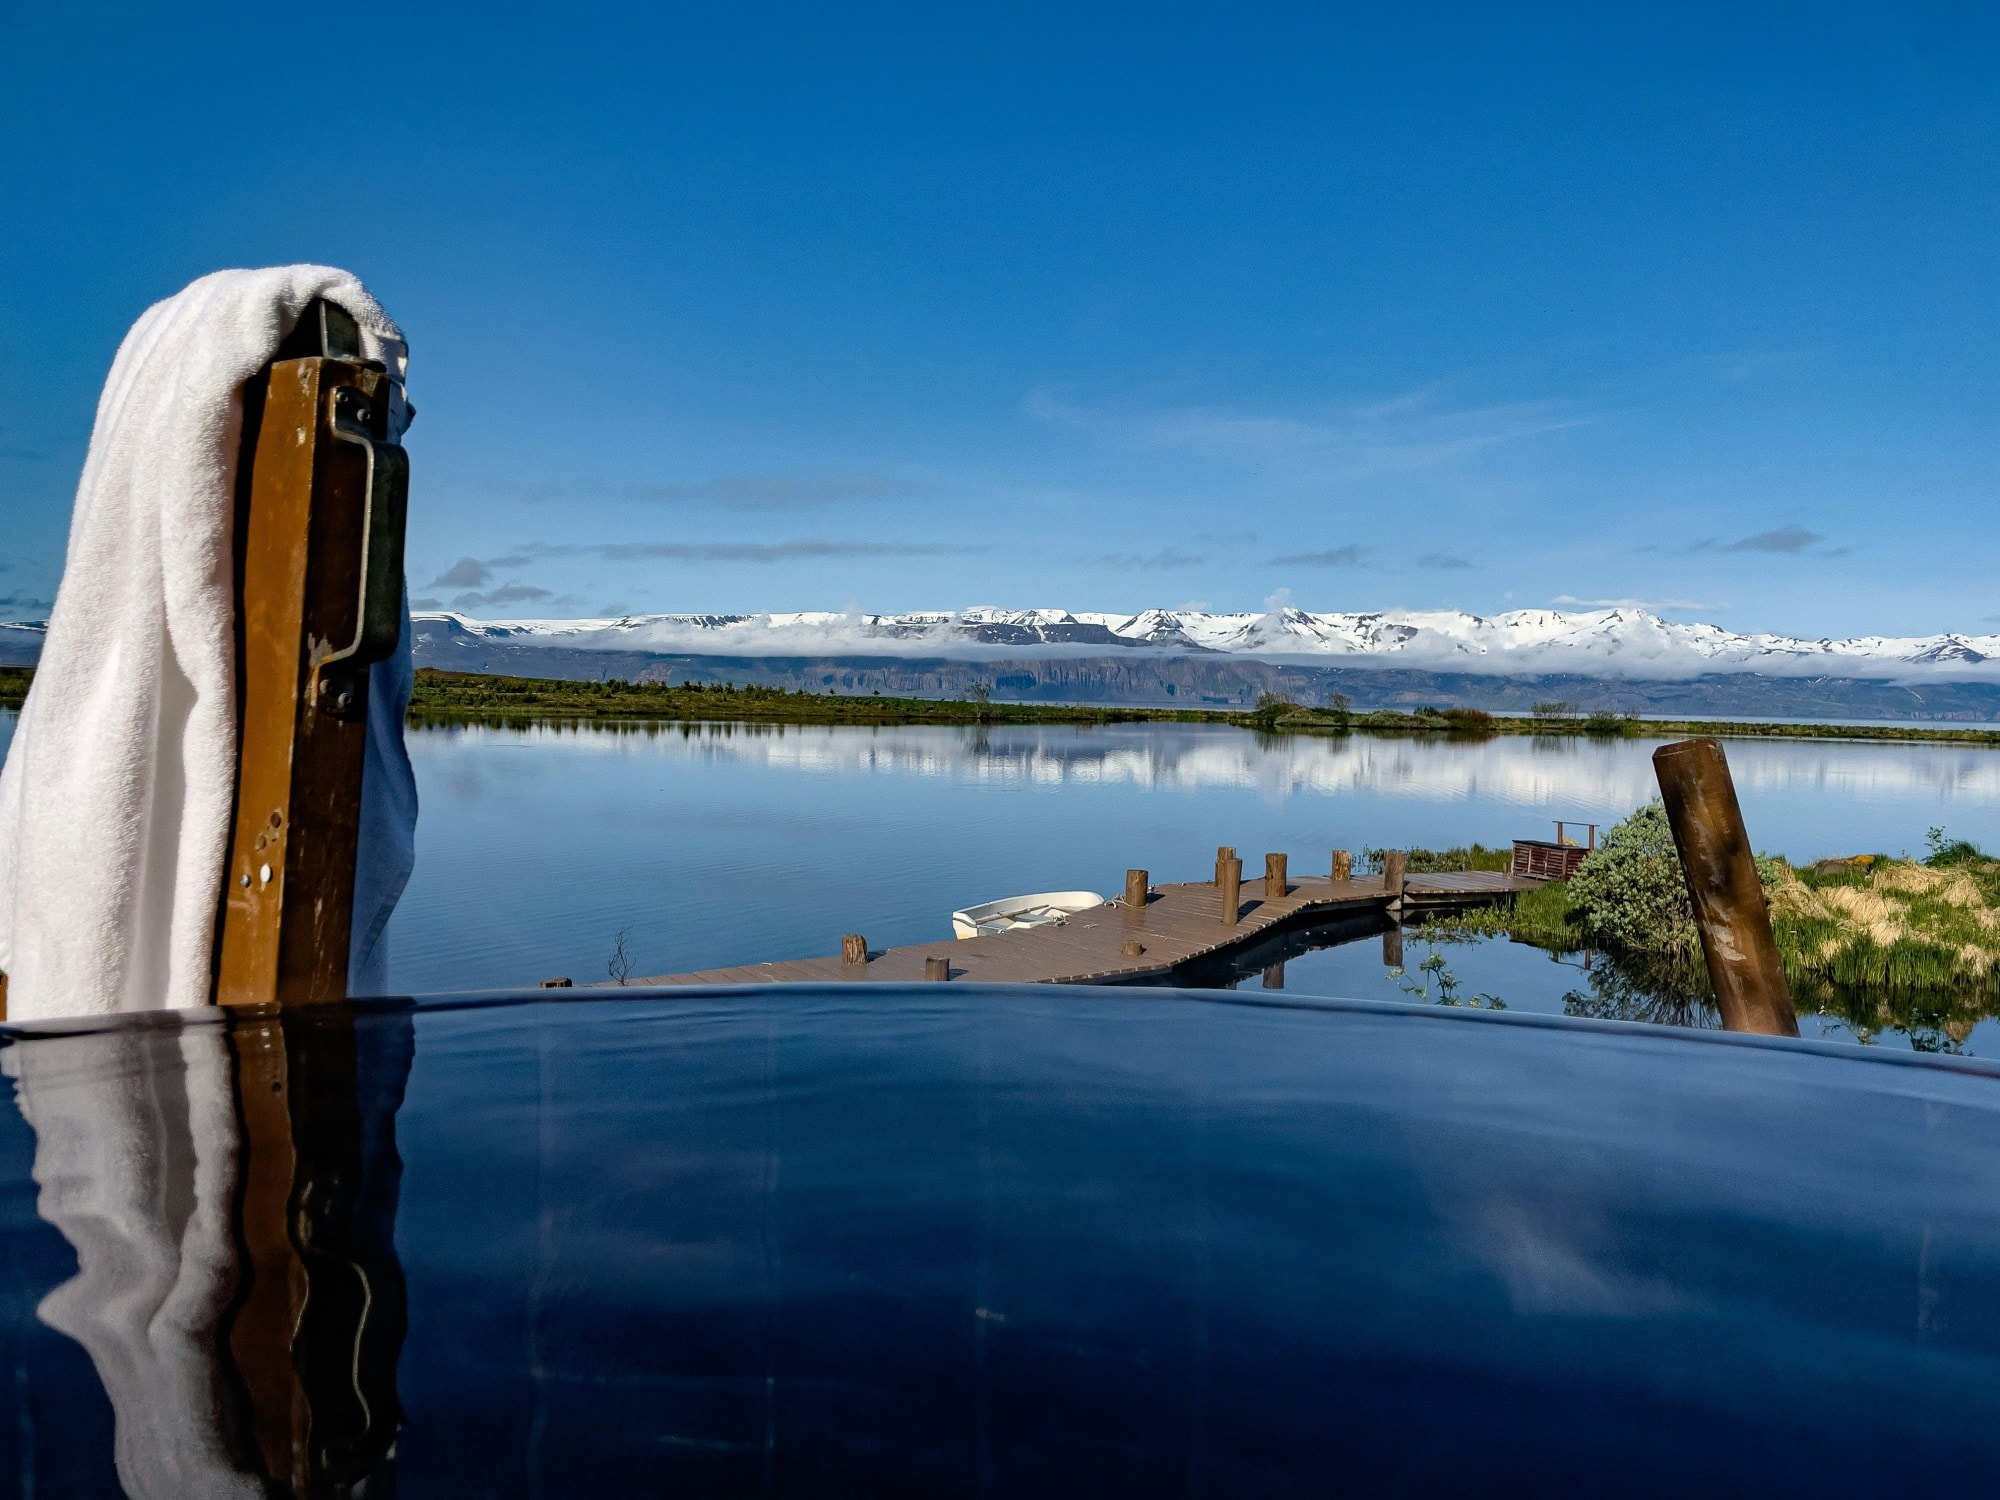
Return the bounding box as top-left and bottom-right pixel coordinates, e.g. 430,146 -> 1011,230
1028,384 -> 1593,482
1550,595 -> 1723,612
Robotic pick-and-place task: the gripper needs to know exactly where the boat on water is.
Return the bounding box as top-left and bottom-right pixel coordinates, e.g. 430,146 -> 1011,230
951,889 -> 1106,939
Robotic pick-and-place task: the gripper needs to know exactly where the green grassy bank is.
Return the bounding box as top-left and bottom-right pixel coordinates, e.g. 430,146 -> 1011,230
5,665 -> 1996,746
1406,816 -> 2000,1046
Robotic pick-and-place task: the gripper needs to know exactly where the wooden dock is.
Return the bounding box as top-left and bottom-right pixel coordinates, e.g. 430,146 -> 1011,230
633,868 -> 1540,989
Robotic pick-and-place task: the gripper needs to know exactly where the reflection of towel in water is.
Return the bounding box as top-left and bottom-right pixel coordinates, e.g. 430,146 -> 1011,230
0,268 -> 418,1021
7,1023 -> 266,1498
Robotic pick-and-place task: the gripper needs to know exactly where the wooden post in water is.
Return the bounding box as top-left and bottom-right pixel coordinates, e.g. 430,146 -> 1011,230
842,933 -> 868,967
1214,846 -> 1236,886
1218,856 -> 1242,926
214,300 -> 409,1008
1653,737 -> 1798,1036
1124,868 -> 1149,914
1332,849 -> 1352,884
1264,853 -> 1288,899
924,955 -> 950,982
1382,850 -> 1407,900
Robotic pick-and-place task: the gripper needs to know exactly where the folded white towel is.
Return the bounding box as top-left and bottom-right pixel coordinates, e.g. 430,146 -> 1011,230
0,268 -> 418,1020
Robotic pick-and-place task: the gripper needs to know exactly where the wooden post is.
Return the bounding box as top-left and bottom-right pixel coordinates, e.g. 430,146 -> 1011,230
924,955 -> 950,981
1262,962 -> 1286,990
842,933 -> 868,966
1653,738 -> 1798,1036
1214,846 -> 1236,886
1382,850 -> 1406,899
1124,868 -> 1149,913
1121,939 -> 1145,957
1264,853 -> 1288,899
1332,849 -> 1352,884
214,301 -> 409,1008
1218,856 -> 1241,925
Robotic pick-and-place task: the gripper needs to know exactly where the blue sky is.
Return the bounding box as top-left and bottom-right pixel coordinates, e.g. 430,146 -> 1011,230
2,2 -> 1995,635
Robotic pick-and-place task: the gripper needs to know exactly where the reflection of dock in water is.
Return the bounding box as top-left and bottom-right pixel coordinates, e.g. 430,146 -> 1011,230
638,865 -> 1540,989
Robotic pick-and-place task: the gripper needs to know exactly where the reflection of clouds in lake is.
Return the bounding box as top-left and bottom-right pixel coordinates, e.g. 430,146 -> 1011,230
409,721 -> 2000,813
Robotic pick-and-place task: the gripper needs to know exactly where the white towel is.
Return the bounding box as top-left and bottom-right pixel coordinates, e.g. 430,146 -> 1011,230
0,268 -> 418,1021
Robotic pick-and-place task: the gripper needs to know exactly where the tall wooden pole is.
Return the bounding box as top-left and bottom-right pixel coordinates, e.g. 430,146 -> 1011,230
215,301 -> 408,1007
1653,738 -> 1798,1036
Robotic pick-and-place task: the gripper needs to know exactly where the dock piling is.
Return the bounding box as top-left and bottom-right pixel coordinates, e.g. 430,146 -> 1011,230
1124,868 -> 1150,914
924,955 -> 951,982
841,933 -> 868,967
1382,851 -> 1406,899
1264,853 -> 1288,899
1219,856 -> 1242,926
1653,738 -> 1798,1036
1332,849 -> 1352,883
1214,846 -> 1236,887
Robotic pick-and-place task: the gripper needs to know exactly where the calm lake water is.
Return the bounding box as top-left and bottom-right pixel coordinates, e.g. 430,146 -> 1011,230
6,711 -> 1999,1048
385,718 -> 2000,1045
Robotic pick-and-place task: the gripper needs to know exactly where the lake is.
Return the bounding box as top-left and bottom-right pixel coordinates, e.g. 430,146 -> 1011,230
6,711 -> 1999,1048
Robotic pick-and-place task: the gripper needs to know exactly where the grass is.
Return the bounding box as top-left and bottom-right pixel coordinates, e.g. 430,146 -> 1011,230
407,668 -> 1236,727
1416,829 -> 2000,1044
1362,842 -> 1513,874
5,663 -> 1997,747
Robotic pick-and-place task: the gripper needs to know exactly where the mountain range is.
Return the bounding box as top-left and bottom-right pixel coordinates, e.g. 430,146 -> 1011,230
403,606 -> 2000,722
404,605 -> 2000,679
8,607 -> 2000,720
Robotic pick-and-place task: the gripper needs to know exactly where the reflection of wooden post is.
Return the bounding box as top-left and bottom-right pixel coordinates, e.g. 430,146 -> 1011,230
1332,850 -> 1352,884
1262,962 -> 1285,990
226,1004 -> 409,1492
1654,738 -> 1798,1036
215,301 -> 408,1008
1264,853 -> 1288,899
1219,857 -> 1241,925
1383,925 -> 1404,967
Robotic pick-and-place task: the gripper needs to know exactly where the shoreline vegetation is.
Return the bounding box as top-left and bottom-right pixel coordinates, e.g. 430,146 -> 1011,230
6,666 -> 1998,746
1407,813 -> 2000,1050
402,669 -> 2000,745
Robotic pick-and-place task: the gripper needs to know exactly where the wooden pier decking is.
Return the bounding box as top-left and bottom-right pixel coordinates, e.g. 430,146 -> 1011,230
634,869 -> 1540,989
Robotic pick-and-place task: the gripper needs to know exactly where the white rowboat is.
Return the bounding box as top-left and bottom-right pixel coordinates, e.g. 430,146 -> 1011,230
951,890 -> 1106,940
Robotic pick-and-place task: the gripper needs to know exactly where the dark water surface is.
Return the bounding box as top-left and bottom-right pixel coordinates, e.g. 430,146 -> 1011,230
3,988 -> 2000,1495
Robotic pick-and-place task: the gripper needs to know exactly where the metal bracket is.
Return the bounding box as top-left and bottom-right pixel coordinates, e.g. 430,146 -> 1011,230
314,384 -> 409,721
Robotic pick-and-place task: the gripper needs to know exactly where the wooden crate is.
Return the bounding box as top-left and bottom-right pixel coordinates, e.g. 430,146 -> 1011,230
1512,839 -> 1588,881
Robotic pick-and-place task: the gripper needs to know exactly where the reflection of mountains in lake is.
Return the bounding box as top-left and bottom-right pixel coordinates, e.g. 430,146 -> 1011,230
411,719 -> 2000,810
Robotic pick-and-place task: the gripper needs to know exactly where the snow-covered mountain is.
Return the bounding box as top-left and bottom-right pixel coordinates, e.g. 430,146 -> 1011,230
410,605 -> 2000,681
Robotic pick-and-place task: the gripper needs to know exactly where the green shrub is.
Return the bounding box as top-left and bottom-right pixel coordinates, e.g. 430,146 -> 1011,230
1567,802 -> 1702,969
